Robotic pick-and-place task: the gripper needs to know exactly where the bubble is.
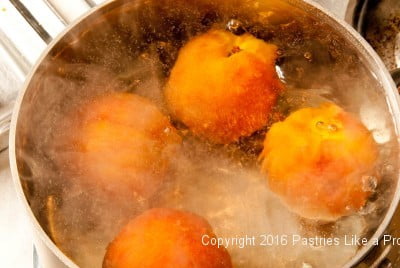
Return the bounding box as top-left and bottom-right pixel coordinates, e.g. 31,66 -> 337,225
316,121 -> 324,129
361,175 -> 378,192
275,65 -> 285,80
382,164 -> 395,174
304,52 -> 312,61
302,262 -> 313,268
359,202 -> 377,216
226,19 -> 246,35
327,124 -> 338,132
164,127 -> 171,134
315,121 -> 338,132
372,128 -> 391,144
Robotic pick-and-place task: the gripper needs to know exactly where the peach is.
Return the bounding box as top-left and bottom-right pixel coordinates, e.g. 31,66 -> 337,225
103,208 -> 232,268
165,29 -> 283,144
76,93 -> 181,198
260,103 -> 379,221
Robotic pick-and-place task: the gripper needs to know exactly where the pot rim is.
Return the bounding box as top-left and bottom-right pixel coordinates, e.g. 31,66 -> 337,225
8,1 -> 118,267
8,0 -> 400,267
301,1 -> 400,267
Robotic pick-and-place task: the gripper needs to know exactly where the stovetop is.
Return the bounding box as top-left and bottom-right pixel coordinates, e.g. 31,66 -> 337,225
3,1 -> 400,268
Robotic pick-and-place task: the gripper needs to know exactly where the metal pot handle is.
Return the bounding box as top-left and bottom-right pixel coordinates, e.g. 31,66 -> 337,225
0,0 -> 99,152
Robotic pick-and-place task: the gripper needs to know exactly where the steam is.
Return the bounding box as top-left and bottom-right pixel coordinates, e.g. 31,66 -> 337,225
155,145 -> 365,268
14,0 -> 399,268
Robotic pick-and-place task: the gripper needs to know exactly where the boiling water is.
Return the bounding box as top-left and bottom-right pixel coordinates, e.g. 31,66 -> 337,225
15,0 -> 399,267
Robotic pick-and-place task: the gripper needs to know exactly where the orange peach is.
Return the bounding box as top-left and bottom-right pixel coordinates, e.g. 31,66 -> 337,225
103,208 -> 232,268
165,29 -> 283,144
260,103 -> 378,220
76,93 -> 181,198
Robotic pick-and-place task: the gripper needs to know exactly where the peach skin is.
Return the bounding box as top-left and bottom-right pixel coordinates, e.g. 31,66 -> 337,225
76,93 -> 181,199
260,103 -> 378,221
165,29 -> 283,144
103,208 -> 232,268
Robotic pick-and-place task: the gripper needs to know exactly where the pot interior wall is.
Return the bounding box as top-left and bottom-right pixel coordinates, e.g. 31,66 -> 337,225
14,0 -> 400,267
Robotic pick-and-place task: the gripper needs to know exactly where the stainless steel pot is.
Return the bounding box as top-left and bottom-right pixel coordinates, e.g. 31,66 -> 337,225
9,0 -> 400,267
